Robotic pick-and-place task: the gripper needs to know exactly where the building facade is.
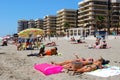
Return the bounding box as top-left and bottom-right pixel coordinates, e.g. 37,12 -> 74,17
17,20 -> 28,32
57,9 -> 77,34
78,0 -> 108,28
17,0 -> 120,35
18,19 -> 44,32
28,19 -> 36,28
35,19 -> 44,29
78,0 -> 120,32
43,15 -> 57,35
110,0 -> 120,29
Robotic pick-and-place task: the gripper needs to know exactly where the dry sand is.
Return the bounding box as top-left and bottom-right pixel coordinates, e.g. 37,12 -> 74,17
0,36 -> 120,80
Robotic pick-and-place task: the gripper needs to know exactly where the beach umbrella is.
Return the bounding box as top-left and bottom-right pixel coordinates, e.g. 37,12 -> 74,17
2,36 -> 10,40
18,28 -> 44,38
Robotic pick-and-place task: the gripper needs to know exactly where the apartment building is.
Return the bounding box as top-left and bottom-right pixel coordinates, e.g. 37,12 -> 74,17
35,19 -> 44,29
57,9 -> 77,34
43,15 -> 57,35
78,0 -> 108,28
17,20 -> 28,32
18,19 -> 44,32
111,0 -> 120,27
28,19 -> 36,28
78,0 -> 120,31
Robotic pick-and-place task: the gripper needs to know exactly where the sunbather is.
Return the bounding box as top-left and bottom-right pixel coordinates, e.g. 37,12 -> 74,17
51,54 -> 94,69
100,40 -> 107,49
38,47 -> 58,57
27,44 -> 45,57
70,37 -> 76,41
72,57 -> 104,74
2,39 -> 8,46
45,42 -> 56,47
17,41 -> 22,50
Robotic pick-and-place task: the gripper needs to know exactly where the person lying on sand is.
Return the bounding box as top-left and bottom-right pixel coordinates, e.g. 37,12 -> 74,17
67,57 -> 110,75
51,54 -> 94,69
27,45 -> 58,57
72,58 -> 104,74
27,44 -> 45,57
39,47 -> 58,57
45,41 -> 56,47
76,38 -> 86,43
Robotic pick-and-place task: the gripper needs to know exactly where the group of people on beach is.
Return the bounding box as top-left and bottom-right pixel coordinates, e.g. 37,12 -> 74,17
88,38 -> 109,49
27,44 -> 58,57
51,54 -> 110,75
15,35 -> 111,75
16,37 -> 43,50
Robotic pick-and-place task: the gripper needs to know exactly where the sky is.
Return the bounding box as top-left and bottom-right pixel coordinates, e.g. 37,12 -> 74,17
0,0 -> 81,37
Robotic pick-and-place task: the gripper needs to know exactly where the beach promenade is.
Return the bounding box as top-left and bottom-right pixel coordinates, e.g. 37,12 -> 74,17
0,36 -> 120,80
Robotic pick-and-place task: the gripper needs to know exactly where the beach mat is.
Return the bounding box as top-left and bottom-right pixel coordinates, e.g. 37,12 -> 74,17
34,63 -> 63,75
85,65 -> 120,77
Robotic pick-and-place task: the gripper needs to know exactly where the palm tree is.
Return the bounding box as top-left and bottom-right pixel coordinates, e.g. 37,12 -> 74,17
95,15 -> 106,30
63,22 -> 70,31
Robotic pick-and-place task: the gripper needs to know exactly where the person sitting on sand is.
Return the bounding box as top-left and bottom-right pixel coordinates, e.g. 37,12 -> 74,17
70,37 -> 76,41
38,44 -> 45,56
27,44 -> 45,57
100,40 -> 107,49
2,39 -> 8,46
17,41 -> 22,50
93,38 -> 101,48
51,54 -> 94,69
87,38 -> 101,49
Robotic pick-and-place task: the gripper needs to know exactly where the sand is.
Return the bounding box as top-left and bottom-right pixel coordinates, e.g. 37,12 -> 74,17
0,36 -> 120,80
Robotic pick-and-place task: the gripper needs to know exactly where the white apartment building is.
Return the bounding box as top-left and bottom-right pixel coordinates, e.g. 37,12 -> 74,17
43,15 -> 57,35
57,9 -> 77,34
78,0 -> 120,31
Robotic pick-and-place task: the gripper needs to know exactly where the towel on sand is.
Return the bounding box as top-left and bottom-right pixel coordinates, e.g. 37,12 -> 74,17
85,65 -> 120,77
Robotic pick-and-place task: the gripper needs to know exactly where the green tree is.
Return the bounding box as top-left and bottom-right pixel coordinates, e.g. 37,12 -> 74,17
95,15 -> 105,30
63,22 -> 70,30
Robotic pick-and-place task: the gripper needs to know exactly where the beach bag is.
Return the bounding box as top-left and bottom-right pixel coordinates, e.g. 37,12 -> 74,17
34,63 -> 63,75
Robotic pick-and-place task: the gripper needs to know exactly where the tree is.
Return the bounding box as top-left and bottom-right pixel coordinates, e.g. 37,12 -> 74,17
95,15 -> 106,30
63,22 -> 70,31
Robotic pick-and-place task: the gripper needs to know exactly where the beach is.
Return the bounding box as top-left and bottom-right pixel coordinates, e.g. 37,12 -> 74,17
0,36 -> 120,80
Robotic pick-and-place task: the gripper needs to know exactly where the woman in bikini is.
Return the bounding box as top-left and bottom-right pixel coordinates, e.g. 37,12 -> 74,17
51,54 -> 94,69
72,58 -> 104,74
100,40 -> 107,49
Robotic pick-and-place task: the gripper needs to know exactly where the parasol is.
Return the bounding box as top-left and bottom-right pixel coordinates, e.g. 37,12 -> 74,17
18,28 -> 44,38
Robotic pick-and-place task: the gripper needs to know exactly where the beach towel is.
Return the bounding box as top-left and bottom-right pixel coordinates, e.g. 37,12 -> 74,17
85,65 -> 120,77
34,63 -> 63,75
